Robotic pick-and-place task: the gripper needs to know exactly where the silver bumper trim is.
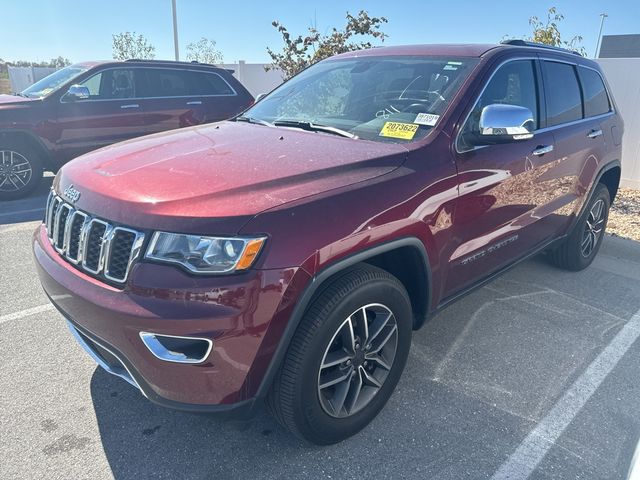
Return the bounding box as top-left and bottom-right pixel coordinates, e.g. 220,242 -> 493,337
66,320 -> 145,396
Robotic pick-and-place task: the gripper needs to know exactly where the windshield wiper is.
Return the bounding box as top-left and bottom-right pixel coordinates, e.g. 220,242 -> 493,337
235,115 -> 274,127
273,120 -> 357,139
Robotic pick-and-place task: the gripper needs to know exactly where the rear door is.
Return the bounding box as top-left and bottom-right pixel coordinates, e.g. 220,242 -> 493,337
135,67 -> 246,135
445,58 -> 559,296
54,67 -> 147,160
183,69 -> 249,122
539,59 -> 608,236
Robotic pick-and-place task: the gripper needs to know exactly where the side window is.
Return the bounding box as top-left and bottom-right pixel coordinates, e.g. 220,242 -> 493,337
578,67 -> 610,117
141,68 -> 189,97
77,69 -> 136,99
187,71 -> 235,96
543,61 -> 582,126
459,60 -> 539,150
79,72 -> 102,97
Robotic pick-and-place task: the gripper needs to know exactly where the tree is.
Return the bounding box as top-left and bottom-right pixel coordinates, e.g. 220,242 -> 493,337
266,10 -> 388,79
186,37 -> 223,64
47,57 -> 71,68
112,32 -> 156,60
510,7 -> 586,55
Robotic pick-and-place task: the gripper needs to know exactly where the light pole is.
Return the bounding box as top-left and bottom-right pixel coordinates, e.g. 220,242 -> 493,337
172,0 -> 179,61
594,13 -> 608,58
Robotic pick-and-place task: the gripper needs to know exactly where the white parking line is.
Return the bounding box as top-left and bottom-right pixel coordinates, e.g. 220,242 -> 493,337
0,304 -> 55,325
491,308 -> 640,480
0,207 -> 44,218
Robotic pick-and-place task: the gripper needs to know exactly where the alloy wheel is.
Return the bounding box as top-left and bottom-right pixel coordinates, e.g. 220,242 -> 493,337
317,303 -> 398,418
581,199 -> 606,258
0,150 -> 32,192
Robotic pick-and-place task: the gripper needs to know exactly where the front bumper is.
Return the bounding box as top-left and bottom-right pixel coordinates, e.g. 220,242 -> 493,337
33,225 -> 310,415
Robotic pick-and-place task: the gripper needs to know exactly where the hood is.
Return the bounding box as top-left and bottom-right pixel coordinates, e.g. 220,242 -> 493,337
0,94 -> 37,105
57,121 -> 408,235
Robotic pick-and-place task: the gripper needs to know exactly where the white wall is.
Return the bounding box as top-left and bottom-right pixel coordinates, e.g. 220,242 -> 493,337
220,61 -> 284,97
597,58 -> 640,189
7,66 -> 56,93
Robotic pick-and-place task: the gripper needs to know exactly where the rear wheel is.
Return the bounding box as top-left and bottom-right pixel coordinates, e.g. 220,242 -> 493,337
0,139 -> 43,200
550,183 -> 610,271
267,264 -> 412,445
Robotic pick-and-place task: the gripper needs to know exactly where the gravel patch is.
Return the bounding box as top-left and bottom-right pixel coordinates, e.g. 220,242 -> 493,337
609,188 -> 640,242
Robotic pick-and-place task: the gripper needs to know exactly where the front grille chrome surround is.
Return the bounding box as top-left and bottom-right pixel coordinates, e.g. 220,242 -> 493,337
44,192 -> 144,284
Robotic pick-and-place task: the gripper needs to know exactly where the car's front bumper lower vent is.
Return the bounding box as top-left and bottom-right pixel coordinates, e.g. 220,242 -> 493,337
44,192 -> 145,284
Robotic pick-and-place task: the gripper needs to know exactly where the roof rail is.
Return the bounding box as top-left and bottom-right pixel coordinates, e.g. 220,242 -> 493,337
123,59 -> 219,66
500,39 -> 583,56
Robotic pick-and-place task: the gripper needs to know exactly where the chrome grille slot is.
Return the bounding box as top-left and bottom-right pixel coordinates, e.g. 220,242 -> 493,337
104,228 -> 144,282
65,211 -> 88,263
47,196 -> 62,240
54,204 -> 73,252
83,219 -> 109,274
42,193 -> 144,284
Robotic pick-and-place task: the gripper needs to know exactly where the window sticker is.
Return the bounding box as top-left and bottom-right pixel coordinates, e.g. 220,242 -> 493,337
379,122 -> 419,140
414,113 -> 440,126
443,65 -> 458,71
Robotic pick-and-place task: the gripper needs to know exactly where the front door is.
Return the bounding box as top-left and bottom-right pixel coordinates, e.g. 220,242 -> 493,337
54,67 -> 147,161
444,58 -> 561,297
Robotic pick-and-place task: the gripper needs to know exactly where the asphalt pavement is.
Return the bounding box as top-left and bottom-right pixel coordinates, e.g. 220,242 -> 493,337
1,183 -> 639,480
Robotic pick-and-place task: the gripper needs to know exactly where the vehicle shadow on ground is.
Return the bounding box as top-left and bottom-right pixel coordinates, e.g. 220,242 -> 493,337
89,240 -> 640,480
0,176 -> 52,225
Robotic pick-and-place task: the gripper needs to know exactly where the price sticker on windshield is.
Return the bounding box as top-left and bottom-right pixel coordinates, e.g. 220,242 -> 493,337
379,122 -> 419,140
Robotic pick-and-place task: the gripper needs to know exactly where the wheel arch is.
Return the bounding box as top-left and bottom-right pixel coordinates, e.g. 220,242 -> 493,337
0,129 -> 54,171
598,163 -> 621,204
255,237 -> 433,399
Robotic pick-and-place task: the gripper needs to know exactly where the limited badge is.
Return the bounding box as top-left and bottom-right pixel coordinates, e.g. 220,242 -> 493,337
414,113 -> 440,126
379,122 -> 419,140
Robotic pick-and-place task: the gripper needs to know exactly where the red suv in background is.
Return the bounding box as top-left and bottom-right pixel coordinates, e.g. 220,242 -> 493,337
34,42 -> 622,445
0,59 -> 253,199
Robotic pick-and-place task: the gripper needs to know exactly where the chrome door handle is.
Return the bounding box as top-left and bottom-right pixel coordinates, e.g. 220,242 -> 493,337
186,101 -> 202,105
587,129 -> 603,138
532,145 -> 554,156
120,104 -> 139,109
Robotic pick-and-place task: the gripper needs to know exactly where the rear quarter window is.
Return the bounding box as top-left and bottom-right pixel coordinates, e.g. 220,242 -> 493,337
543,61 -> 583,127
578,67 -> 611,117
186,71 -> 235,96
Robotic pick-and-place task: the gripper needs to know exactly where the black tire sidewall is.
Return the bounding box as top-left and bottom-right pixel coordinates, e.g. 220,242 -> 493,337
294,276 -> 412,444
0,139 -> 43,200
568,185 -> 610,269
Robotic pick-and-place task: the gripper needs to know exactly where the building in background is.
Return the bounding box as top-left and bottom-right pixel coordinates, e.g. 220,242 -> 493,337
598,34 -> 640,58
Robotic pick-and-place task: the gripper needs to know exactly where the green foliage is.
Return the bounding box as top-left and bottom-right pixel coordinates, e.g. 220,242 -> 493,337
266,10 -> 388,79
1,57 -> 71,69
112,32 -> 156,60
508,7 -> 586,55
186,37 -> 224,64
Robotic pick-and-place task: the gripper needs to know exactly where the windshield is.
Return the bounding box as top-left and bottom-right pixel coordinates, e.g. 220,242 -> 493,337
21,65 -> 89,98
245,55 -> 478,143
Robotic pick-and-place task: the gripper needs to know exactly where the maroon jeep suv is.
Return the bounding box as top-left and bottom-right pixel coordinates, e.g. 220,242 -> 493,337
0,59 -> 253,199
34,41 -> 623,444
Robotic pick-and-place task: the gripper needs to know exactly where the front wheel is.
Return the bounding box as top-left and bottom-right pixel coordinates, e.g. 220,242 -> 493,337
550,183 -> 610,271
267,264 -> 412,445
0,140 -> 43,201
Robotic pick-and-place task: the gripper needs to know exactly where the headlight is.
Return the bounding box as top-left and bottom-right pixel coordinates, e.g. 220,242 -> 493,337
145,232 -> 266,273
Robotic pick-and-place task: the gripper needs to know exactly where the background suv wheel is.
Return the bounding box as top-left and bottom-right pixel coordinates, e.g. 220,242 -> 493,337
267,264 -> 412,445
550,183 -> 610,271
0,138 -> 43,200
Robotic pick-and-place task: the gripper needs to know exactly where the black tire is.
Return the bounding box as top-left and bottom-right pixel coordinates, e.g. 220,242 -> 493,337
0,138 -> 44,201
267,264 -> 412,445
550,183 -> 610,271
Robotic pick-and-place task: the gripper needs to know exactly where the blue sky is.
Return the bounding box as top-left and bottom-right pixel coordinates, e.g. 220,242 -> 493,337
1,0 -> 639,63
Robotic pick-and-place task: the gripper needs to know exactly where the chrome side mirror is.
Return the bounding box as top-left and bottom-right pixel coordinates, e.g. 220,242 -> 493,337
64,85 -> 90,101
478,104 -> 534,142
